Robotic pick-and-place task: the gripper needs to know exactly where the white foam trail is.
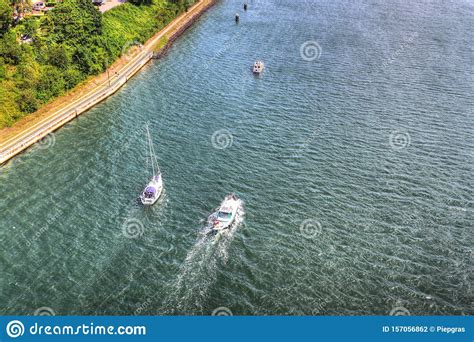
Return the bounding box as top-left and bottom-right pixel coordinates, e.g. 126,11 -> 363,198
161,200 -> 244,314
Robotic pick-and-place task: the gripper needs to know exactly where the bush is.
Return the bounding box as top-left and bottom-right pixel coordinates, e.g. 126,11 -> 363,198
37,65 -> 65,101
0,80 -> 21,127
47,44 -> 72,69
18,89 -> 39,113
63,68 -> 83,90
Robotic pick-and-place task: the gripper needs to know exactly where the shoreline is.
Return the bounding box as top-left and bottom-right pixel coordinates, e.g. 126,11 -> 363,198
0,0 -> 215,165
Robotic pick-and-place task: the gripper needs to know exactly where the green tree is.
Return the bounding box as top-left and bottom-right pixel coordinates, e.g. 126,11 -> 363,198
18,88 -> 38,113
14,49 -> 40,89
36,65 -> 65,101
21,16 -> 40,37
63,68 -> 82,89
73,40 -> 106,75
0,31 -> 22,64
48,0 -> 102,44
47,43 -> 72,69
0,80 -> 21,126
168,0 -> 193,11
0,0 -> 13,34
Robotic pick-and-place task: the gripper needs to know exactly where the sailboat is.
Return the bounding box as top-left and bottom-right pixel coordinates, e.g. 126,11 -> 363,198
140,125 -> 163,205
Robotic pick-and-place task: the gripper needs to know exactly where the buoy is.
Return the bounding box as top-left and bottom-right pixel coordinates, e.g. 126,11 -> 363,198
243,3 -> 247,11
235,13 -> 240,22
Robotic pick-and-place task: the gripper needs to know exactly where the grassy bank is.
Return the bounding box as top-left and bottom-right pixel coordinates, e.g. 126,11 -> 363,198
0,0 -> 194,129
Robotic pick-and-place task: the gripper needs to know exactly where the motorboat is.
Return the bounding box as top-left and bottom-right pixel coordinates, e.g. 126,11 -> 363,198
140,125 -> 163,205
211,194 -> 240,231
253,61 -> 264,74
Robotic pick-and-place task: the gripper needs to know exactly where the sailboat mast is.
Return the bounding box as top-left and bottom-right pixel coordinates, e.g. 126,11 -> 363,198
146,125 -> 155,176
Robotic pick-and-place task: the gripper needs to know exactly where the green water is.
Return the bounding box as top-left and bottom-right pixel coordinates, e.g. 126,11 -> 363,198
1,0 -> 472,315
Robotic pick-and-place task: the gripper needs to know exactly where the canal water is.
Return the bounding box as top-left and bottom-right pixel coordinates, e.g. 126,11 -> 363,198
0,0 -> 472,315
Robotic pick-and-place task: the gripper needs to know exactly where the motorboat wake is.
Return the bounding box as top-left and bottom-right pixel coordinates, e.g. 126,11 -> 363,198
140,125 -> 163,205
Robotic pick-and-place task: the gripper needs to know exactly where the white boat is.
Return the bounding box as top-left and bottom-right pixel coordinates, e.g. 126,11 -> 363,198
140,125 -> 163,205
211,193 -> 240,231
140,174 -> 163,205
253,61 -> 264,74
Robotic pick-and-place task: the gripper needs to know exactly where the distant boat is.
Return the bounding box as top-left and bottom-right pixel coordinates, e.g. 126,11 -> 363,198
253,61 -> 264,74
140,125 -> 163,205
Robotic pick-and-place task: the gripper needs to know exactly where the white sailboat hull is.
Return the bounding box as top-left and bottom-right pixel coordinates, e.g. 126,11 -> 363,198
140,174 -> 163,205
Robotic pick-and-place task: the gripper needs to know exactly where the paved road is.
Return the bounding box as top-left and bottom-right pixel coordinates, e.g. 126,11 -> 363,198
32,0 -> 125,13
0,0 -> 211,164
99,0 -> 126,13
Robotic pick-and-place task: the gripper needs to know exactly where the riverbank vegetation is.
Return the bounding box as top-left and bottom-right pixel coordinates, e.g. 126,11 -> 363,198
0,0 -> 194,128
